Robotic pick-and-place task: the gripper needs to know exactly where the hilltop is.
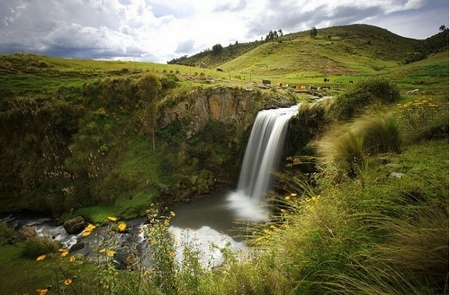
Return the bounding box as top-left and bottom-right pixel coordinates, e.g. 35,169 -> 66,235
169,24 -> 448,77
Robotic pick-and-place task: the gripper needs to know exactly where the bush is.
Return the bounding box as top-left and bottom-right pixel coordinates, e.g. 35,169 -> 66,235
329,78 -> 400,120
22,237 -> 60,259
0,221 -> 16,245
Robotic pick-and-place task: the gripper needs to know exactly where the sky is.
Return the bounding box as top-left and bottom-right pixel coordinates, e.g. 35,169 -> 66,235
0,0 -> 448,63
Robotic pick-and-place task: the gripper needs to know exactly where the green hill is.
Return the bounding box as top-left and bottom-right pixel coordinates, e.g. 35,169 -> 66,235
170,24 -> 447,79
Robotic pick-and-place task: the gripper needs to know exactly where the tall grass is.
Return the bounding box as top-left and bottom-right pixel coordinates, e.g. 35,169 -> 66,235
313,111 -> 401,178
352,112 -> 402,154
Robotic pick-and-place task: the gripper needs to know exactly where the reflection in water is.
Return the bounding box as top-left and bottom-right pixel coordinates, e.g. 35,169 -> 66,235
168,188 -> 251,268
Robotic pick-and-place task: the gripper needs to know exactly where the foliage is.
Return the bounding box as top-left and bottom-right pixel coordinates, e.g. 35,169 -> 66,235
310,26 -> 318,38
396,96 -> 449,144
0,221 -> 17,245
352,111 -> 402,154
136,73 -> 162,150
212,44 -> 224,55
329,78 -> 400,120
22,237 -> 60,259
405,29 -> 449,64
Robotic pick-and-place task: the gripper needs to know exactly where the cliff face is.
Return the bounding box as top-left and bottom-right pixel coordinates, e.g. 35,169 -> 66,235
158,86 -> 293,137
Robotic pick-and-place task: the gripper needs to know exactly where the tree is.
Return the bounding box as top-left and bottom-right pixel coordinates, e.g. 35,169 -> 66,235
439,24 -> 447,32
212,43 -> 223,55
310,26 -> 318,38
273,30 -> 278,39
278,29 -> 283,37
137,74 -> 162,151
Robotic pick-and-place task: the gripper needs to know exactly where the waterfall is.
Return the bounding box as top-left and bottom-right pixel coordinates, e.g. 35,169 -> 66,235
228,105 -> 298,221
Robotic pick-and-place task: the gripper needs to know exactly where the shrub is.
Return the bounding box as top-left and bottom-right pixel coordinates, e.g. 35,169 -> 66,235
22,236 -> 60,258
329,78 -> 400,120
0,221 -> 17,245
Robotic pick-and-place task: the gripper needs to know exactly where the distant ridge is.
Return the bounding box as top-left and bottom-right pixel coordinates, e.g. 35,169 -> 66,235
168,24 -> 448,77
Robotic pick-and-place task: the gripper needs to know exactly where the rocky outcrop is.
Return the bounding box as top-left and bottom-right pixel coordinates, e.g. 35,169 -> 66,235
158,86 -> 293,137
18,225 -> 37,239
63,216 -> 85,235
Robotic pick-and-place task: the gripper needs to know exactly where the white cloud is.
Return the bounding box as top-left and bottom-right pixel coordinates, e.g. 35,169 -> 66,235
0,0 -> 447,62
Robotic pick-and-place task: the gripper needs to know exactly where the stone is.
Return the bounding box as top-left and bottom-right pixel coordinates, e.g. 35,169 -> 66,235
63,216 -> 85,235
70,241 -> 85,252
18,225 -> 36,239
389,172 -> 405,179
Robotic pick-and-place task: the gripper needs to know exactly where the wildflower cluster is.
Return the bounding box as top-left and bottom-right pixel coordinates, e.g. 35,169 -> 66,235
81,223 -> 96,237
145,204 -> 178,294
302,195 -> 322,211
396,97 -> 440,128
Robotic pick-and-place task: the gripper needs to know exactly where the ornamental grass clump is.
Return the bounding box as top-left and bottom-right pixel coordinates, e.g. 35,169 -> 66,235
313,111 -> 401,178
351,112 -> 402,154
22,236 -> 60,259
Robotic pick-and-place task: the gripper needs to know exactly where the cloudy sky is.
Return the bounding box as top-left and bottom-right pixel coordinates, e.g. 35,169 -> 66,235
0,0 -> 448,63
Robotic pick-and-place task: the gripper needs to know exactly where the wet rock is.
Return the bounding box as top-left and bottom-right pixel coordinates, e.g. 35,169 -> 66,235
70,241 -> 85,252
18,225 -> 36,239
63,216 -> 85,235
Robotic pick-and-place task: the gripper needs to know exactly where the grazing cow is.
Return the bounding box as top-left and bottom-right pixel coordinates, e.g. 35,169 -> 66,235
262,79 -> 271,85
216,67 -> 223,72
349,80 -> 353,84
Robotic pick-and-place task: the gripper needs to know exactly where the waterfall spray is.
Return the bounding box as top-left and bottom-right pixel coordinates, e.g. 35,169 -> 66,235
228,105 -> 298,221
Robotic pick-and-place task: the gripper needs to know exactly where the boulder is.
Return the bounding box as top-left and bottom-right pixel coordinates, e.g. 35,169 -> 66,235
70,241 -> 85,252
18,225 -> 36,239
63,216 -> 85,235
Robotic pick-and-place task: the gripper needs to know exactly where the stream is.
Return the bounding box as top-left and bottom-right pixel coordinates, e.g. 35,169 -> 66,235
1,188 -> 249,269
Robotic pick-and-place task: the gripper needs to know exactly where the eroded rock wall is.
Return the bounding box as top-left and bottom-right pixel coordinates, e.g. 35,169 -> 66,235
158,86 -> 292,136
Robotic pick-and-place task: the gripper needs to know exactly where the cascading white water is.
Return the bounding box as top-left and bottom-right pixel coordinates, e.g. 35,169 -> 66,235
228,105 -> 298,221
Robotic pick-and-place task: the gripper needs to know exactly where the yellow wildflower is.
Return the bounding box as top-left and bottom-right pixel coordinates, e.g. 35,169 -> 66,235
107,250 -> 115,257
85,224 -> 96,231
69,256 -> 76,262
290,193 -> 297,197
36,254 -> 47,261
37,289 -> 48,295
107,216 -> 118,222
284,196 -> 291,201
61,251 -> 69,258
81,231 -> 91,237
64,278 -> 72,285
170,211 -> 176,217
99,248 -> 106,253
117,222 -> 127,232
